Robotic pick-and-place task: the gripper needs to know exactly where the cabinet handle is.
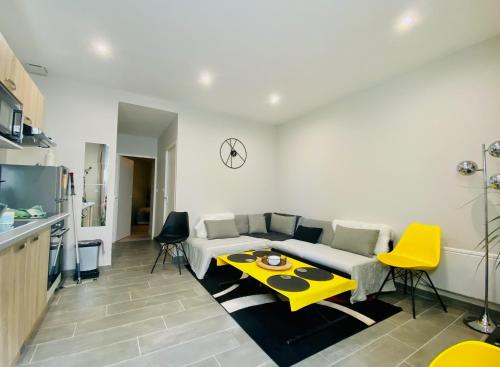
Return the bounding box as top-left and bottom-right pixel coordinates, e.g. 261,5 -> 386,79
16,243 -> 26,251
32,236 -> 39,242
4,78 -> 16,91
24,116 -> 32,124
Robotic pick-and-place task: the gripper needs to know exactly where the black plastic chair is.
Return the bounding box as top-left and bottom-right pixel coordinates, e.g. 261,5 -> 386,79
151,211 -> 190,274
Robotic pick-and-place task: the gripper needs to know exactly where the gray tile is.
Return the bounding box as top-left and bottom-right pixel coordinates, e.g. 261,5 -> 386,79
332,335 -> 414,367
395,297 -> 437,317
41,306 -> 106,329
389,307 -> 458,349
321,318 -> 398,362
32,318 -> 165,362
140,314 -> 236,354
180,294 -> 215,310
29,323 -> 76,345
107,289 -> 198,315
130,281 -> 195,300
185,357 -> 221,367
405,324 -> 483,367
75,301 -> 183,335
163,302 -> 226,328
114,329 -> 240,367
56,292 -> 131,311
215,341 -> 271,367
27,339 -> 139,367
292,353 -> 330,367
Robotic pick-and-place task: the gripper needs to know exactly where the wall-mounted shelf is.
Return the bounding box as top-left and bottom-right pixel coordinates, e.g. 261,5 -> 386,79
0,135 -> 22,150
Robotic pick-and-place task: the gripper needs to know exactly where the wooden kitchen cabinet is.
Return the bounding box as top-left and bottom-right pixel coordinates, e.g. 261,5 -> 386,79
0,31 -> 44,128
0,228 -> 50,367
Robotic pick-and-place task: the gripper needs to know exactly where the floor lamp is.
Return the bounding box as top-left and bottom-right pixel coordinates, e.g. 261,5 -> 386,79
457,140 -> 500,334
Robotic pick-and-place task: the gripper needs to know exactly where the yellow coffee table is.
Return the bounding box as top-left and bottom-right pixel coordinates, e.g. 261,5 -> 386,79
217,251 -> 356,312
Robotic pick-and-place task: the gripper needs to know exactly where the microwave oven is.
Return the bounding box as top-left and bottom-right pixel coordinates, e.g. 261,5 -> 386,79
0,84 -> 23,143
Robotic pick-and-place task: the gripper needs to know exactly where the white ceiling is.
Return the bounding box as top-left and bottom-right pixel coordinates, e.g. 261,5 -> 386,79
1,0 -> 500,123
117,102 -> 177,137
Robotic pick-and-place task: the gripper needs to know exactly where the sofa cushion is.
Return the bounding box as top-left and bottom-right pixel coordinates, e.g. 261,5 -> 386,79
248,214 -> 268,234
298,217 -> 334,246
331,225 -> 379,257
205,219 -> 240,240
293,225 -> 323,243
333,220 -> 393,254
270,213 -> 296,236
234,215 -> 249,234
249,232 -> 292,242
194,212 -> 234,239
271,239 -> 376,275
264,212 -> 300,232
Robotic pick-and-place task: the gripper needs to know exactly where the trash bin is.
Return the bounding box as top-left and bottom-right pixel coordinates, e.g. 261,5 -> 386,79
76,240 -> 102,279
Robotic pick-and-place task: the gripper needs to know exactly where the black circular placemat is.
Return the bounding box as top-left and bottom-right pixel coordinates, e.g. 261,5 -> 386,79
252,250 -> 281,258
227,253 -> 257,263
294,267 -> 334,281
267,275 -> 310,292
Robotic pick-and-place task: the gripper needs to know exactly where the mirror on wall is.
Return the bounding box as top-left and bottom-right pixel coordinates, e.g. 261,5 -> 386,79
82,143 -> 109,227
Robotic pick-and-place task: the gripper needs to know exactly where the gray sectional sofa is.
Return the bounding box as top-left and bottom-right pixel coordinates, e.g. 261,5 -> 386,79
185,212 -> 396,302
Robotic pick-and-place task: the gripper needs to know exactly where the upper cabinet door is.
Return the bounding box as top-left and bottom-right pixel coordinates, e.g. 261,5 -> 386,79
2,46 -> 25,102
0,33 -> 10,86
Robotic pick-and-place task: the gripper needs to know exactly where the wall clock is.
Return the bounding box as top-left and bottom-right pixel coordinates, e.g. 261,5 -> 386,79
220,138 -> 247,169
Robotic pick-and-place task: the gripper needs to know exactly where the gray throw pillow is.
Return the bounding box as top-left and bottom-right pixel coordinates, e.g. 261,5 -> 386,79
331,225 -> 380,257
270,213 -> 296,236
248,214 -> 268,234
234,215 -> 249,234
204,219 -> 240,240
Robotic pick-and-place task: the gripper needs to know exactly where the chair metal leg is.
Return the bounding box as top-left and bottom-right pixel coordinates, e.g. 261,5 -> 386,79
424,271 -> 447,313
151,246 -> 164,274
390,267 -> 397,289
162,244 -> 169,264
375,267 -> 393,298
404,270 -> 408,295
409,271 -> 416,319
175,244 -> 181,275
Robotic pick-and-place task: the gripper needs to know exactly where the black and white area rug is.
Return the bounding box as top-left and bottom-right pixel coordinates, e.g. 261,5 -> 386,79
190,262 -> 401,367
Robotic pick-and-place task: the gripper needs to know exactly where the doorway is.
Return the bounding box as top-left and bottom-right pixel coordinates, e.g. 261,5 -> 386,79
116,155 -> 157,241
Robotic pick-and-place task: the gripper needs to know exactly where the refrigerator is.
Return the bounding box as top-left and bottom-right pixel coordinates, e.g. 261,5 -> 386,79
0,164 -> 70,215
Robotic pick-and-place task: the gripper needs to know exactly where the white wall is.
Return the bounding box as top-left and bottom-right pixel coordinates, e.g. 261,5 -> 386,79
116,133 -> 158,158
276,36 -> 500,303
176,109 -> 278,230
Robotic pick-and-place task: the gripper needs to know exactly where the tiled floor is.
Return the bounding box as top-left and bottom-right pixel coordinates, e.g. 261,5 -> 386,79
18,240 -> 491,367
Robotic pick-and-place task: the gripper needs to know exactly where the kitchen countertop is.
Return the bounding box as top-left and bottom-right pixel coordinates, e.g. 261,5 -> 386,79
0,212 -> 70,252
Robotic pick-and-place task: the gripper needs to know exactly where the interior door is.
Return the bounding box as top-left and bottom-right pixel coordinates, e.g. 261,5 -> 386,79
116,157 -> 134,240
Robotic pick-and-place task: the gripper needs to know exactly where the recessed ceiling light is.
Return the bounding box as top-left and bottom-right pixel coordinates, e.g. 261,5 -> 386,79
198,71 -> 214,87
268,93 -> 281,105
91,40 -> 113,59
395,11 -> 420,33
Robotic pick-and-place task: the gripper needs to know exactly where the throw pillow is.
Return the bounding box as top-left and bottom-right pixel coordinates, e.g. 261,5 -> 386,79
293,225 -> 323,243
205,219 -> 240,240
299,217 -> 334,246
270,213 -> 296,235
331,225 -> 380,257
234,215 -> 249,234
194,212 -> 234,238
248,214 -> 268,234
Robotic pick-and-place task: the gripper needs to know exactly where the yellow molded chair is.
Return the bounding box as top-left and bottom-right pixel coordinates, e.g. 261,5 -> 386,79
429,341 -> 500,367
375,223 -> 447,318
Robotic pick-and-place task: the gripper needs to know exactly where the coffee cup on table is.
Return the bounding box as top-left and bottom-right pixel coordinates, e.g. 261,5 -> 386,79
267,255 -> 281,266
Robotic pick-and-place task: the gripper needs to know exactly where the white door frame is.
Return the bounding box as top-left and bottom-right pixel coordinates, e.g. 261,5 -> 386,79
164,142 -> 177,222
116,153 -> 158,239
